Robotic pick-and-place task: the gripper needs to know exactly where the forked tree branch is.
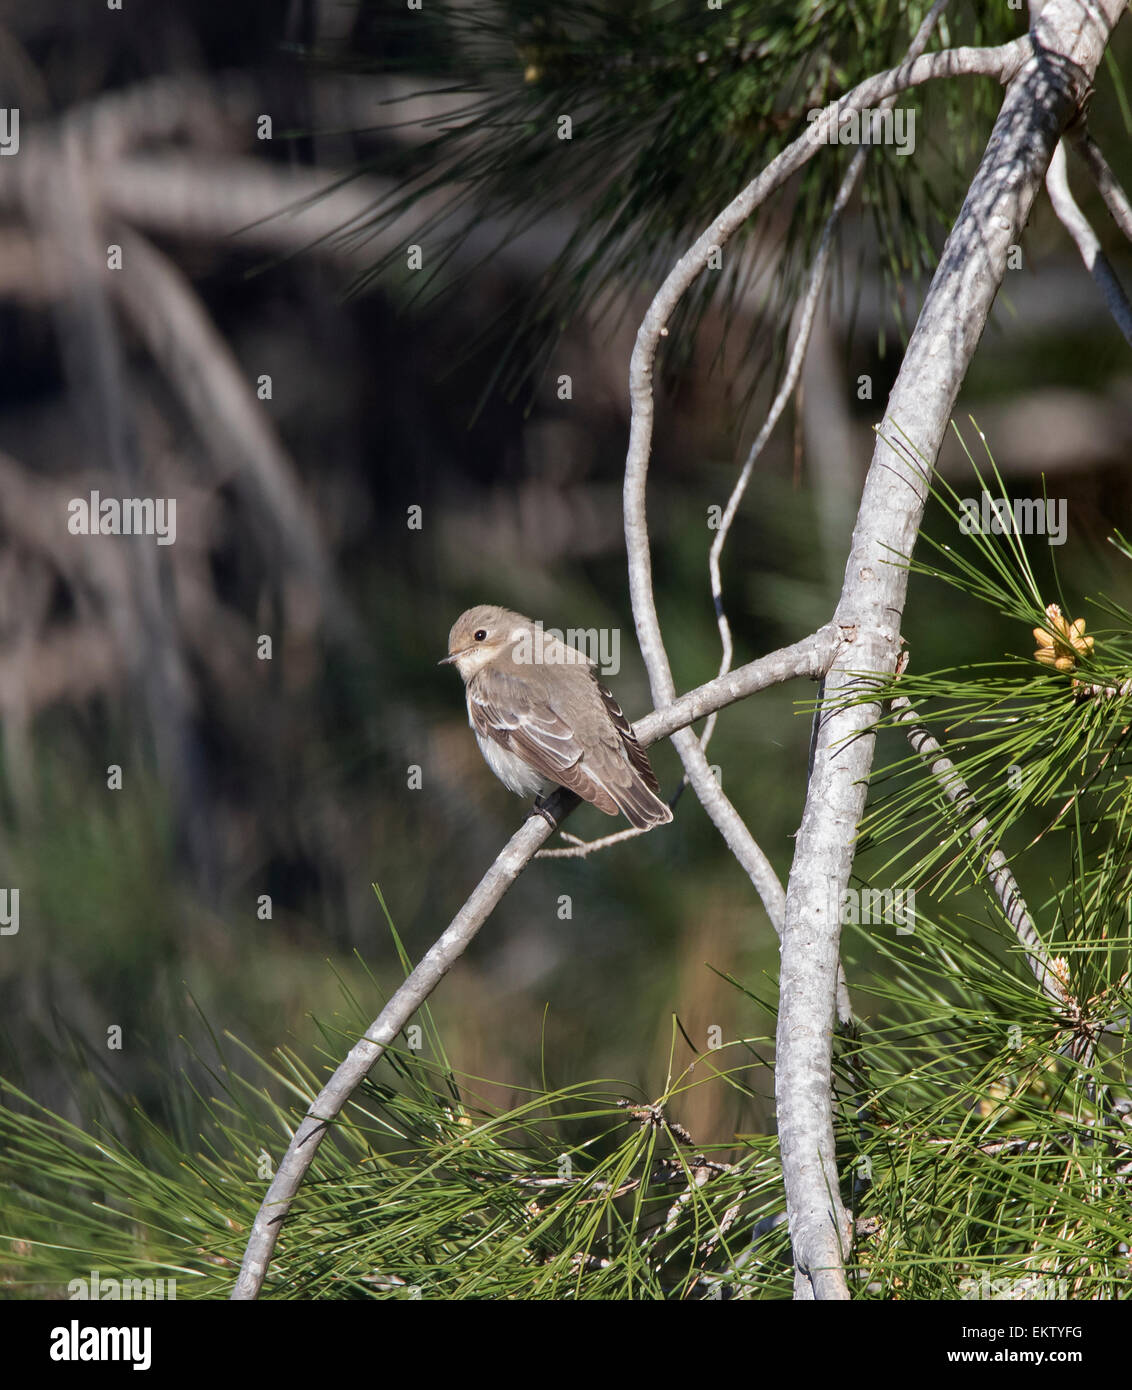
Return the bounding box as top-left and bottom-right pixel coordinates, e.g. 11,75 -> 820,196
625,33 -> 1027,702
623,13 -> 1026,1303
624,0 -> 1123,1304
776,0 -> 1124,1299
230,624 -> 838,1299
624,31 -> 1023,956
229,0 -> 1122,1305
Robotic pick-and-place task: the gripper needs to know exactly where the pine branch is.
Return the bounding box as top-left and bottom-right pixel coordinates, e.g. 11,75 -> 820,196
230,624 -> 837,1299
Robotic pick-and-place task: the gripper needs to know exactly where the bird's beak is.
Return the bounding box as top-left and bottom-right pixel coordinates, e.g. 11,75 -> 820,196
438,652 -> 458,666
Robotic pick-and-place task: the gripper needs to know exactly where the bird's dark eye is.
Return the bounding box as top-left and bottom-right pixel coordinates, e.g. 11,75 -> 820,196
474,629 -> 487,642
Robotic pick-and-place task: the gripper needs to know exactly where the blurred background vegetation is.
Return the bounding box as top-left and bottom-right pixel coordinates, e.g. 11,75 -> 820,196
0,0 -> 1130,1293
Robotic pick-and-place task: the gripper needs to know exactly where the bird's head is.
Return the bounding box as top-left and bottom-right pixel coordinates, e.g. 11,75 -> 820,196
440,605 -> 529,680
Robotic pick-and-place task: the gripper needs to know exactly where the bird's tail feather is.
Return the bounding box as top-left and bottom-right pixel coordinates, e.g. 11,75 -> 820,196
611,779 -> 673,830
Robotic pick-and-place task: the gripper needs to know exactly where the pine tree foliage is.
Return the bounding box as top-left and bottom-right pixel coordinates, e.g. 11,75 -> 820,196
339,1 -> 1020,403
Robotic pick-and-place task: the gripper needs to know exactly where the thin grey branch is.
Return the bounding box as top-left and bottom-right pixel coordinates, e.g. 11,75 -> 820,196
537,822 -> 655,859
636,627 -> 838,746
704,0 -> 952,752
889,694 -> 1064,1002
1046,140 -> 1132,347
1071,129 -> 1132,244
230,623 -> 836,1299
626,35 -> 1026,700
624,35 -> 1024,948
702,155 -> 859,753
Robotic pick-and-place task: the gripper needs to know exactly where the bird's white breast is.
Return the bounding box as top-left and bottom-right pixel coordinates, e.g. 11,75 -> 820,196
473,729 -> 553,798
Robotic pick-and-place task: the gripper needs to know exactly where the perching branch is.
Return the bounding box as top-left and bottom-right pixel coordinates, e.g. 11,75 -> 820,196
230,623 -> 838,1299
1045,141 -> 1132,347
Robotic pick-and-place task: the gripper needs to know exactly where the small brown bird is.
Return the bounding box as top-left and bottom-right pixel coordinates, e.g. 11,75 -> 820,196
441,605 -> 672,830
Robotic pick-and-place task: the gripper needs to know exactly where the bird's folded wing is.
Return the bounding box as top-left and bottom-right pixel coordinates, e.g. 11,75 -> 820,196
468,674 -> 620,815
594,681 -> 663,796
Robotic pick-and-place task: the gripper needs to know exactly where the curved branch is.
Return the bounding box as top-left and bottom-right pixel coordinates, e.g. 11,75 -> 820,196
694,0 -> 953,1028
625,36 -> 1026,700
1046,140 -> 1132,347
230,623 -> 837,1299
704,0 -> 953,751
1070,129 -> 1132,244
702,150 -> 860,753
623,38 -> 1025,938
